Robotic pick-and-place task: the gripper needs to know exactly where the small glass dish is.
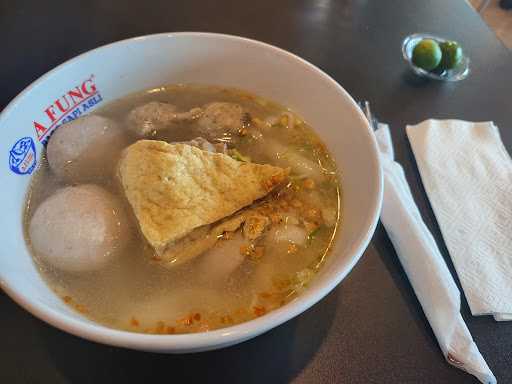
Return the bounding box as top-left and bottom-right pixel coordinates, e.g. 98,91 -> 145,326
402,33 -> 470,82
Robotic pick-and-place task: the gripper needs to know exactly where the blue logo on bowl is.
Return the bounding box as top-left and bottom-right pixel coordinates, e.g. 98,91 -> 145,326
9,137 -> 37,175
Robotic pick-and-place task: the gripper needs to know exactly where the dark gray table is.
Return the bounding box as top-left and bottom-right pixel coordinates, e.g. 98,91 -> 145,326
1,0 -> 511,382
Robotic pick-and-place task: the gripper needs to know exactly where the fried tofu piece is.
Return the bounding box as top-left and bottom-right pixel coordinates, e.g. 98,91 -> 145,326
118,140 -> 288,255
159,211 -> 247,267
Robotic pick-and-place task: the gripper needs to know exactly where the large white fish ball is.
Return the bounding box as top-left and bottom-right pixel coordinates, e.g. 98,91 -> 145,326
29,185 -> 129,272
47,115 -> 126,182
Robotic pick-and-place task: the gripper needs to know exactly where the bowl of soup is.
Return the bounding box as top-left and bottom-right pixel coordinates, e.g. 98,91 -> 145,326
0,33 -> 382,352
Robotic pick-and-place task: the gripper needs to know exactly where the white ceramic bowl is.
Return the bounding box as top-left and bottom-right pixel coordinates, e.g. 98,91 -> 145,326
0,32 -> 382,353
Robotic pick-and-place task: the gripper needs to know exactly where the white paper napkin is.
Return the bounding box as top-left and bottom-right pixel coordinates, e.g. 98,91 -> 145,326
376,124 -> 496,384
407,120 -> 512,320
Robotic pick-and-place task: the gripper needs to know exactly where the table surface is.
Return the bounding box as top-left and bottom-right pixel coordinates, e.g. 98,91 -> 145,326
1,0 -> 511,383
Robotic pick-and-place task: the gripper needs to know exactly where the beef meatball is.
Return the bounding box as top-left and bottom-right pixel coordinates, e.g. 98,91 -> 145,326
47,115 -> 127,183
29,185 -> 129,272
127,102 -> 202,137
196,102 -> 251,140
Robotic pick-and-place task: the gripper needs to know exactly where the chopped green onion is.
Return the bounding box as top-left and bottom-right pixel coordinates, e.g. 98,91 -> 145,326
228,148 -> 251,162
307,226 -> 323,244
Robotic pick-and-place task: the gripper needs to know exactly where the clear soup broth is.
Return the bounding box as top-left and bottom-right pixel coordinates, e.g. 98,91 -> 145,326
24,85 -> 341,334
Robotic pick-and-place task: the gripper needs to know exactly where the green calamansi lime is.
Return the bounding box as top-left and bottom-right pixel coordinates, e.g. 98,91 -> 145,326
438,41 -> 463,70
412,39 -> 442,71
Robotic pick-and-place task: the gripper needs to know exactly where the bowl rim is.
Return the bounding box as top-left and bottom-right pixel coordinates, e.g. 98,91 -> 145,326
0,32 -> 383,352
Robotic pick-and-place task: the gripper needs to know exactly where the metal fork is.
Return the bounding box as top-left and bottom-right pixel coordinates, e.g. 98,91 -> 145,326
358,100 -> 379,131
